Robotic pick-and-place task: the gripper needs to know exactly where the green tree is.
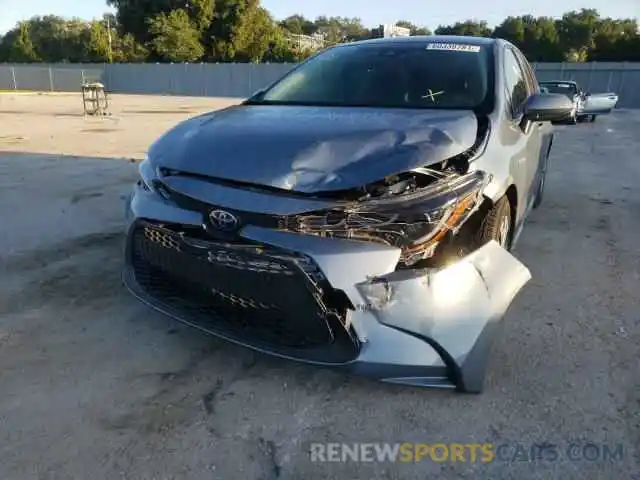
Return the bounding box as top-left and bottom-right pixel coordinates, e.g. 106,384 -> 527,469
556,9 -> 600,61
263,31 -> 315,62
231,6 -> 282,61
395,20 -> 432,36
613,34 -> 640,61
493,16 -> 525,43
524,17 -> 564,62
189,0 -> 216,33
27,15 -> 74,61
279,14 -> 316,36
3,6 -> 640,64
115,33 -> 150,62
205,0 -> 283,61
148,9 -> 204,62
312,16 -> 368,43
0,35 -> 6,62
87,19 -> 113,62
435,20 -> 492,37
63,19 -> 93,62
3,22 -> 41,62
493,15 -> 565,61
106,0 -> 214,43
590,18 -> 639,60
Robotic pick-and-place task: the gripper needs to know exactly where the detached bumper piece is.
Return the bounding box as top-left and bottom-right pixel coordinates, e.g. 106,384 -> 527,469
356,240 -> 532,393
124,220 -> 359,364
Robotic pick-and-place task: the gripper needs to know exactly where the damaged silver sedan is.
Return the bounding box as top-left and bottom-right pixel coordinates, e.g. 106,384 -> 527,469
123,35 -> 574,392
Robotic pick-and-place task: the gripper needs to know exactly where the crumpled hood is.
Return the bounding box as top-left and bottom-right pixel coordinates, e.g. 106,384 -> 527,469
148,105 -> 479,193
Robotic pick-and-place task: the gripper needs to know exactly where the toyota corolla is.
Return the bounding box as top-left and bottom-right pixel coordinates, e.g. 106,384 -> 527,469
123,36 -> 573,393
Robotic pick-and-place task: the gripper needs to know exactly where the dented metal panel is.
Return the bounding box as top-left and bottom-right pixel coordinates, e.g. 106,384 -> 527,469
355,241 -> 531,390
147,106 -> 479,193
356,240 -> 531,362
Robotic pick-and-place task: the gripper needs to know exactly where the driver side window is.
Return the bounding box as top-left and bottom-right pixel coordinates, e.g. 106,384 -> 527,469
504,48 -> 528,116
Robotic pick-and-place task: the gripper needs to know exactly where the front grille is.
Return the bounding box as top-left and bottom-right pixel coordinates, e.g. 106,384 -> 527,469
129,221 -> 348,350
157,184 -> 283,230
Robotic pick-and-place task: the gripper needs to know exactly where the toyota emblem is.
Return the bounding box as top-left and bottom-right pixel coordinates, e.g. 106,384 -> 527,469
209,209 -> 239,231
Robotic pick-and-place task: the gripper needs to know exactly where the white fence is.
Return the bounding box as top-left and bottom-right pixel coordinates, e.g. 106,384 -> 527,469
1,62 -> 639,107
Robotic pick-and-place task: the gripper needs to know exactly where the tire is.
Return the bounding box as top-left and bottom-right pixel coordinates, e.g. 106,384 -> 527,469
476,196 -> 512,250
532,168 -> 546,209
590,115 -> 597,123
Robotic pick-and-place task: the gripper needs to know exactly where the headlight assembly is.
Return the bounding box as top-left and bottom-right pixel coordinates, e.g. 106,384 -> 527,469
138,156 -> 172,200
289,170 -> 489,266
137,156 -> 156,192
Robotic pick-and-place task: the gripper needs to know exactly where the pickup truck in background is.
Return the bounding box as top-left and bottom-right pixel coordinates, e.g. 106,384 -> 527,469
539,80 -> 619,123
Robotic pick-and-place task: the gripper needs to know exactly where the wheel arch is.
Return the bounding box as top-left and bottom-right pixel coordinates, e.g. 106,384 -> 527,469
482,183 -> 518,220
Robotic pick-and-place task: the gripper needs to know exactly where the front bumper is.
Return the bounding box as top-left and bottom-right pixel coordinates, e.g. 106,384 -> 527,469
124,180 -> 531,392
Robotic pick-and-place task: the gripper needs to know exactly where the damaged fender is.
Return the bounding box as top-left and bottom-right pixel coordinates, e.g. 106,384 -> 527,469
356,240 -> 531,392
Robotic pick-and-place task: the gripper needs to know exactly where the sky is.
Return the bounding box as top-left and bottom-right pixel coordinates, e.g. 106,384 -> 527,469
0,0 -> 638,34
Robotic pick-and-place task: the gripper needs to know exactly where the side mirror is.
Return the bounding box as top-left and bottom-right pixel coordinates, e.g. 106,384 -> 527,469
523,93 -> 574,122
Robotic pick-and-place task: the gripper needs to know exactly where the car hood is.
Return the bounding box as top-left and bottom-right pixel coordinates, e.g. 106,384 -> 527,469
148,105 -> 479,193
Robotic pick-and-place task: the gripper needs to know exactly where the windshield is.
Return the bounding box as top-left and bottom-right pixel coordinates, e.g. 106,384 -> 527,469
258,42 -> 494,111
540,83 -> 577,97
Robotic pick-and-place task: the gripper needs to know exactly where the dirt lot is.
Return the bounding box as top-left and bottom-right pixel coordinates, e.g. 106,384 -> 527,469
1,93 -> 639,480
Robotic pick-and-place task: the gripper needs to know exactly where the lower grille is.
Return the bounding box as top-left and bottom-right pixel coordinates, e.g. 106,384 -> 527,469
128,221 -> 351,351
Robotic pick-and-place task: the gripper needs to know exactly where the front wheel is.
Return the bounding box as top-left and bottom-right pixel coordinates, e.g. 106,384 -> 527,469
477,196 -> 512,250
590,115 -> 597,123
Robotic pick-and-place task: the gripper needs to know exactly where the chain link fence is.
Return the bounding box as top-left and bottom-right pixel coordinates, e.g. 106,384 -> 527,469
1,62 -> 639,107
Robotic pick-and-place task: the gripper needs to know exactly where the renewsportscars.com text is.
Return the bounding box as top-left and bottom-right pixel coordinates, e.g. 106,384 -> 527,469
309,442 -> 625,464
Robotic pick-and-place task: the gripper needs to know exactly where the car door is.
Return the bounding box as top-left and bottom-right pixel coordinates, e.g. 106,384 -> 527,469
502,47 -> 544,220
581,92 -> 619,114
514,49 -> 553,198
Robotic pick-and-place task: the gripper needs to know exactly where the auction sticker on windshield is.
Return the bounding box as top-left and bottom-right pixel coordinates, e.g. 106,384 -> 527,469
426,43 -> 481,53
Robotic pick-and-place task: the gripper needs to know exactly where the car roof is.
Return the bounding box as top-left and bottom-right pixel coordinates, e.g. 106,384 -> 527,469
340,35 -> 499,48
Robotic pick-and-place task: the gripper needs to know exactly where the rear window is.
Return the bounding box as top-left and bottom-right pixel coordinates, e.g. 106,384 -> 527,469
261,42 -> 495,112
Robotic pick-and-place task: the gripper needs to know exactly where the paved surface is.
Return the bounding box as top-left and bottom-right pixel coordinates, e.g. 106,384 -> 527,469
1,94 -> 638,480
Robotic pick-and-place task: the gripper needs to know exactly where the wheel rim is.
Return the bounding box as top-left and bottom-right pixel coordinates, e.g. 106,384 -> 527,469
498,214 -> 510,247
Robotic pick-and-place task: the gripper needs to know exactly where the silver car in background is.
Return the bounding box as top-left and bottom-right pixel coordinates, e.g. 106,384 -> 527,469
540,80 -> 619,123
124,36 -> 573,393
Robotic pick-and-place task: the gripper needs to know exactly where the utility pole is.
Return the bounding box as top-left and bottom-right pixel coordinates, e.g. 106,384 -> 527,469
106,16 -> 113,63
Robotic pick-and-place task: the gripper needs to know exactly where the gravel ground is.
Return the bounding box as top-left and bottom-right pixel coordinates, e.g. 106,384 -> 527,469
1,94 -> 638,480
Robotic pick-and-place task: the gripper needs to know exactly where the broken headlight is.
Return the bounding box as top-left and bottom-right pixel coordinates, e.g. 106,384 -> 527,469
290,170 -> 489,266
138,156 -> 171,200
137,156 -> 156,191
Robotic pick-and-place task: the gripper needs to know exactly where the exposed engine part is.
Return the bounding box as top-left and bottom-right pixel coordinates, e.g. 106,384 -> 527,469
355,168 -> 450,201
289,169 -> 490,267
